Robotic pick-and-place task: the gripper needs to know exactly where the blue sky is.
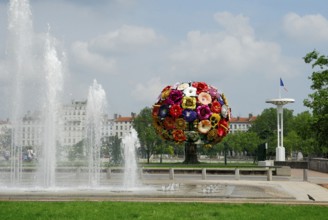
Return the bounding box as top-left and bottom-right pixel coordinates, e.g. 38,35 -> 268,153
1,0 -> 328,119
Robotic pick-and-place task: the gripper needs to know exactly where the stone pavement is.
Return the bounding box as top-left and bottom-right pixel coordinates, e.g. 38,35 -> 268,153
0,169 -> 327,204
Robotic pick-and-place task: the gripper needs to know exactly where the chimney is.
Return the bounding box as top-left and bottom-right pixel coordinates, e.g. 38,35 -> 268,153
114,113 -> 118,119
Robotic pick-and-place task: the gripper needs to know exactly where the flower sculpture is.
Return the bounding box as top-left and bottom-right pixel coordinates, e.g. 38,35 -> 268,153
152,81 -> 231,148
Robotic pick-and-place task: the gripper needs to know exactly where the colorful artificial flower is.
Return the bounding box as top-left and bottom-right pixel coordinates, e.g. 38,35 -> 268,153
152,105 -> 160,117
196,105 -> 211,120
198,120 -> 211,134
217,119 -> 229,137
181,96 -> 196,109
221,105 -> 229,119
152,81 -> 230,146
161,86 -> 171,99
218,95 -> 225,105
177,82 -> 190,90
185,131 -> 200,142
209,113 -> 220,128
198,92 -> 212,105
183,86 -> 197,97
161,130 -> 171,140
153,118 -> 163,133
211,101 -> 221,113
172,129 -> 187,143
192,82 -> 208,94
222,93 -> 228,105
166,89 -> 183,105
182,109 -> 197,122
175,118 -> 187,130
163,116 -> 175,130
158,105 -> 169,119
208,86 -> 219,99
207,129 -> 217,141
169,104 -> 183,118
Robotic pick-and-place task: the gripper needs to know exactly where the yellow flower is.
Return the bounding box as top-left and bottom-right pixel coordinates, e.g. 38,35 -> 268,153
207,129 -> 217,141
181,96 -> 196,109
210,113 -> 221,128
175,118 -> 186,130
161,89 -> 171,99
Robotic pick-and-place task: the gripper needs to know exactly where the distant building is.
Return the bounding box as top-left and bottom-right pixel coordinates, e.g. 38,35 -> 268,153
112,113 -> 136,139
229,114 -> 257,134
61,100 -> 87,147
0,100 -> 136,152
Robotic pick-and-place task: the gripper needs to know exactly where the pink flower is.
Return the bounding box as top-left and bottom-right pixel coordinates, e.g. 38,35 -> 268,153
198,92 -> 212,105
196,105 -> 211,120
166,89 -> 183,105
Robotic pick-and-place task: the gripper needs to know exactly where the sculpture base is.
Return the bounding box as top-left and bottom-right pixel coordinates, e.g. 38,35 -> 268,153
276,146 -> 285,161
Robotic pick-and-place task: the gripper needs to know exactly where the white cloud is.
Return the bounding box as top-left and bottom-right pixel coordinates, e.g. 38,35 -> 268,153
71,41 -> 117,74
283,12 -> 328,42
70,25 -> 165,75
214,12 -> 254,37
89,25 -> 165,54
131,77 -> 165,104
169,12 -> 294,79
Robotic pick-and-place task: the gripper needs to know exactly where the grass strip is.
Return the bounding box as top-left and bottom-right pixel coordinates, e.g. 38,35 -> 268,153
0,201 -> 327,220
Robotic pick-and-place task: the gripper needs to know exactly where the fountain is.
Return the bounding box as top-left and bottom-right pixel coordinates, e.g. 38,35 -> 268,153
122,128 -> 140,189
85,80 -> 107,187
8,0 -> 34,186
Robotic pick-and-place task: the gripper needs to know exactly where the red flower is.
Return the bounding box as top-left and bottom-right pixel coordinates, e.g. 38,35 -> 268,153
217,119 -> 229,137
152,105 -> 160,117
163,117 -> 176,130
161,85 -> 171,93
169,104 -> 182,118
192,82 -> 209,94
211,101 -> 221,113
172,130 -> 187,142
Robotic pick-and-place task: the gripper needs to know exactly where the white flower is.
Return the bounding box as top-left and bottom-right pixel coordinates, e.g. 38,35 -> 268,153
221,105 -> 229,118
183,86 -> 197,97
177,82 -> 189,90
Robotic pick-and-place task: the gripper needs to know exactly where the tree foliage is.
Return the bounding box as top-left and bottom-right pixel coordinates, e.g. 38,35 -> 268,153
133,107 -> 161,163
303,50 -> 328,155
105,135 -> 122,165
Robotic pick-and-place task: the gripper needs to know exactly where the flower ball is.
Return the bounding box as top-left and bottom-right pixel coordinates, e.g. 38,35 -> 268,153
152,81 -> 231,147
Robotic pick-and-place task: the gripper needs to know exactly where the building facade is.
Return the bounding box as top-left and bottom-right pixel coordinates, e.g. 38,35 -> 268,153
0,100 -> 136,153
229,114 -> 257,134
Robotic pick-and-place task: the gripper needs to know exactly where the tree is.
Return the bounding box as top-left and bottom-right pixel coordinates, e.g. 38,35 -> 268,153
133,107 -> 161,164
249,108 -> 293,140
303,50 -> 328,156
290,111 -> 318,156
109,135 -> 123,165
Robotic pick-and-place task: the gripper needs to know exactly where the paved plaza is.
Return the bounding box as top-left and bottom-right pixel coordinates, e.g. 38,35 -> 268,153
0,169 -> 328,204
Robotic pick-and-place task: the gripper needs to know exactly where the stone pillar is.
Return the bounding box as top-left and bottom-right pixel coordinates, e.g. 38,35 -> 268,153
106,168 -> 111,179
202,168 -> 206,180
169,168 -> 174,180
267,168 -> 272,181
235,168 -> 240,180
303,169 -> 308,181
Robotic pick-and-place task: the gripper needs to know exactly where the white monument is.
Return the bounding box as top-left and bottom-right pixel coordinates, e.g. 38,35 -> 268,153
266,98 -> 294,161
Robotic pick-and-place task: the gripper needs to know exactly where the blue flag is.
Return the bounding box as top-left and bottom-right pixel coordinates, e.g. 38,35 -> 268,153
280,78 -> 288,91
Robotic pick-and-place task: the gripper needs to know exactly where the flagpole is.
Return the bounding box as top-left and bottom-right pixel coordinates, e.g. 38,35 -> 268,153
279,79 -> 281,98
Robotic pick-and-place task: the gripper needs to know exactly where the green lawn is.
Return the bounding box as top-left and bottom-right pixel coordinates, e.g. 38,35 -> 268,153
0,201 -> 327,220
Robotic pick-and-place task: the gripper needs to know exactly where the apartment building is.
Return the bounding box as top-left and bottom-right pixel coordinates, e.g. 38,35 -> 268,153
229,114 -> 257,133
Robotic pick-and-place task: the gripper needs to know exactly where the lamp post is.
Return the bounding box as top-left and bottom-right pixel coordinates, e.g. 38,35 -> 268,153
266,98 -> 294,161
